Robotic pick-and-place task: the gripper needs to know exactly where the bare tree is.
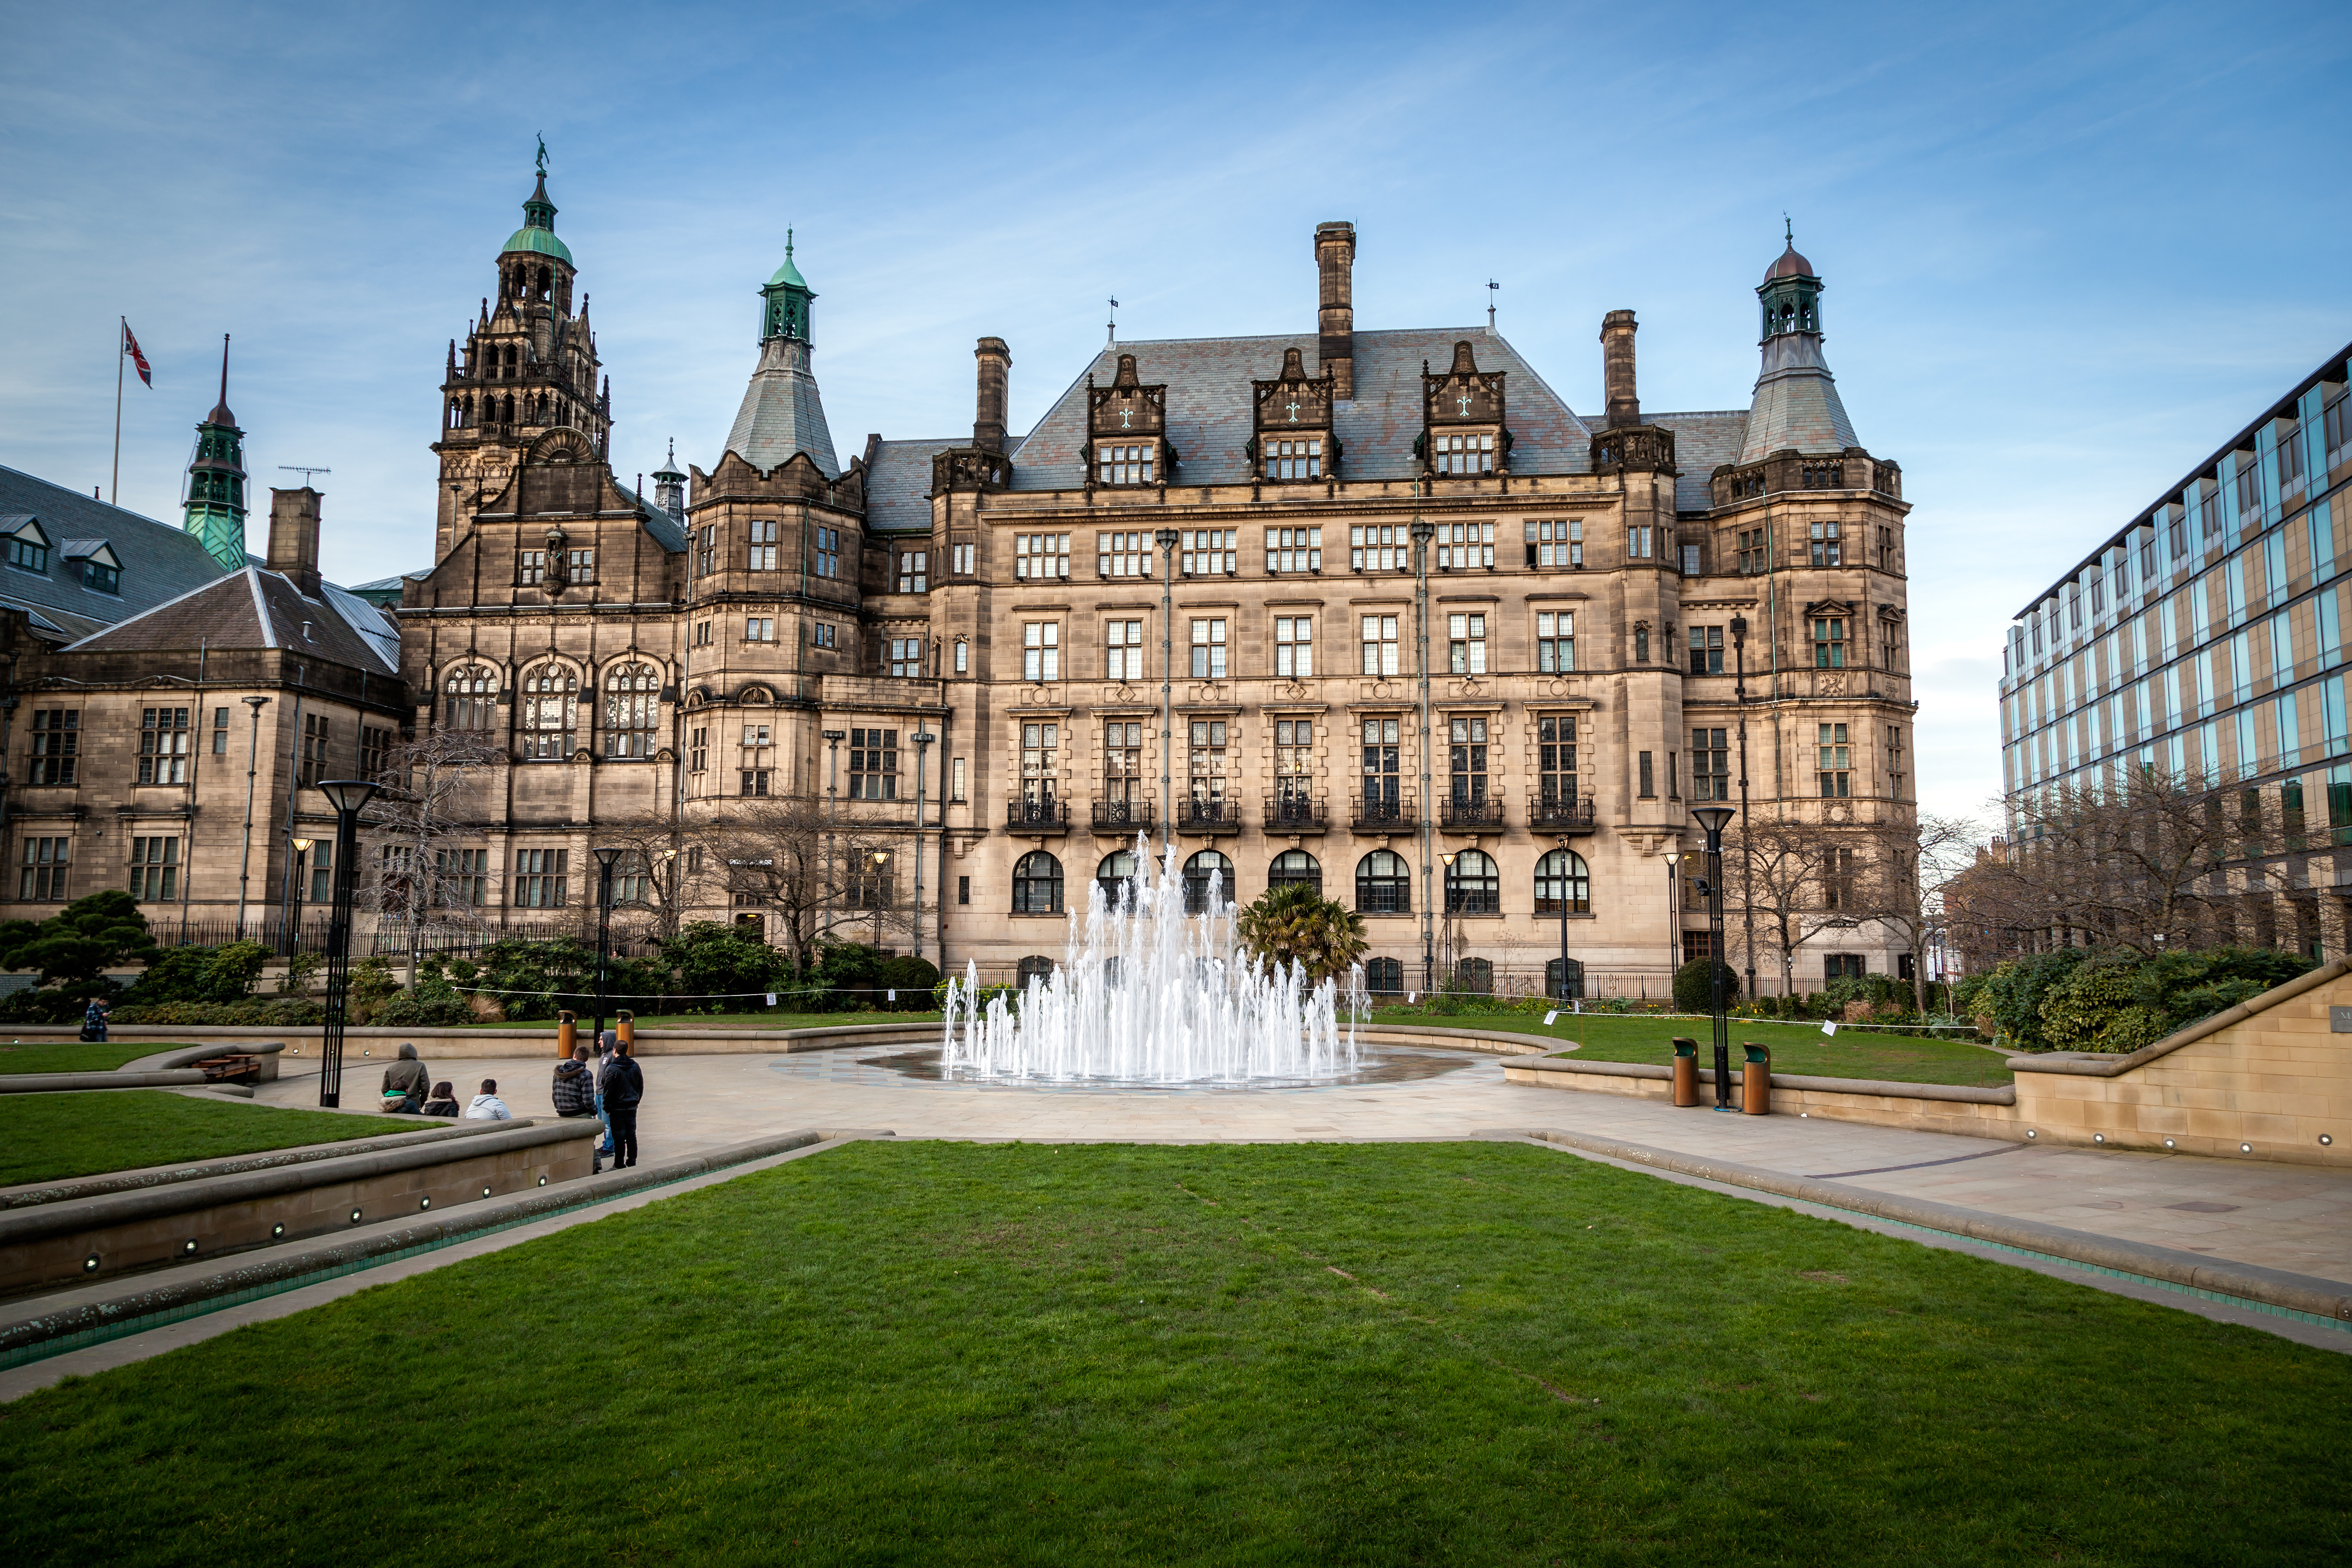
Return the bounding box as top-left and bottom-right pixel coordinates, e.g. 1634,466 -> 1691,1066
701,797 -> 915,970
1723,816 -> 1849,997
1851,812 -> 1984,1015
1964,766 -> 2302,959
586,813 -> 720,946
361,726 -> 503,978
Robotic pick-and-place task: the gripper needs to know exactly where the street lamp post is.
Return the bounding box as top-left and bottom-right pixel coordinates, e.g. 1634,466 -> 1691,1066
910,729 -> 934,962
1692,804 -> 1738,1111
870,848 -> 891,947
591,845 -> 624,1048
1557,836 -> 1575,1003
1411,508 -> 1436,996
312,779 -> 380,1109
1663,847 -> 1682,975
291,836 -> 315,956
233,694 -> 272,942
1730,613 -> 1756,1000
1155,527 -> 1181,856
822,730 -> 845,941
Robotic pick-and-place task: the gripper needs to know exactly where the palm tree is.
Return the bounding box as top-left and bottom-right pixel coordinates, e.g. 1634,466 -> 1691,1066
1236,883 -> 1369,985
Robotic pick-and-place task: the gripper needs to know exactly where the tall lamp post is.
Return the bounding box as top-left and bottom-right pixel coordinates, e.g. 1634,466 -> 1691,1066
910,729 -> 934,962
1691,804 -> 1738,1110
591,845 -> 624,1048
1663,846 -> 1681,977
1730,613 -> 1756,1001
1556,836 -> 1576,1002
313,779 -> 379,1109
290,836 -> 315,955
821,730 -> 845,940
869,848 -> 891,947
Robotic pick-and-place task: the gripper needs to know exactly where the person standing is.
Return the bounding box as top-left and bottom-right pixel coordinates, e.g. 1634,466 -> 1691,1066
592,1031 -> 616,1163
601,1039 -> 643,1169
80,996 -> 109,1043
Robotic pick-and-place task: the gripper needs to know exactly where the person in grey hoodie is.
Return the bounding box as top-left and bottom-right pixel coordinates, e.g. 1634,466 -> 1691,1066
463,1078 -> 513,1120
380,1043 -> 431,1113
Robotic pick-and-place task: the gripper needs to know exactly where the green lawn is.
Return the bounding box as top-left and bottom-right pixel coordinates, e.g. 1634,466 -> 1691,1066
454,1009 -> 942,1031
1371,1008 -> 2014,1087
0,1040 -> 178,1075
0,1091 -> 393,1186
2,1142 -> 2342,1565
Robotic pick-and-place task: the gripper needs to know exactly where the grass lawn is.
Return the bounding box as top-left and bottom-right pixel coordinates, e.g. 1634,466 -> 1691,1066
1371,1008 -> 2013,1087
2,1142 -> 2342,1565
454,1009 -> 941,1032
0,1040 -> 179,1075
0,1091 -> 393,1187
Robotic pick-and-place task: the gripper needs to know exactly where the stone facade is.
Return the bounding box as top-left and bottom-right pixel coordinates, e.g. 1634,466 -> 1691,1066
395,175 -> 1915,994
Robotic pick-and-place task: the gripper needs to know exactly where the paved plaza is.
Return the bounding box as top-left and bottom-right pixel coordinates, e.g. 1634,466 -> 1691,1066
266,1040 -> 2352,1289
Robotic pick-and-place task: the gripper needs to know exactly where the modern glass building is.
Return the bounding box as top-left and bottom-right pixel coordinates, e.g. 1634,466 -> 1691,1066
1999,342 -> 2352,951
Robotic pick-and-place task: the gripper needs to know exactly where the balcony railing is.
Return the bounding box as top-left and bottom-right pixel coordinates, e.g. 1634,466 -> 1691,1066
1176,796 -> 1242,834
1441,794 -> 1506,830
1006,799 -> 1070,832
1091,797 -> 1154,833
1351,791 -> 1416,831
1262,793 -> 1328,832
1528,794 -> 1599,834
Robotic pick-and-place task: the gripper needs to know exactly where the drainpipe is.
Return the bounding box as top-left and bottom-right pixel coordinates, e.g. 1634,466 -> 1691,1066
1155,528 -> 1180,855
1412,503 -> 1436,995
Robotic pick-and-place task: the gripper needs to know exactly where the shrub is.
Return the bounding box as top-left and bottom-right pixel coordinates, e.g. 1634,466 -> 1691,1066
2037,960 -> 2170,1054
473,939 -> 595,1021
660,922 -> 789,1005
373,975 -> 477,1028
0,985 -> 98,1024
111,998 -> 323,1026
0,891 -> 158,990
1971,949 -> 2087,1050
1235,885 -> 1369,985
1672,957 -> 1739,1014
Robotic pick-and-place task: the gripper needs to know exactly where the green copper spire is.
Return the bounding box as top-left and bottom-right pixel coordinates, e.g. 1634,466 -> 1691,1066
759,229 -> 815,343
183,335 -> 248,572
502,140 -> 573,265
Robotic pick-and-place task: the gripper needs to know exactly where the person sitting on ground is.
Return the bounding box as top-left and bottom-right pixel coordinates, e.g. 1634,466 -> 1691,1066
552,1045 -> 597,1118
464,1077 -> 513,1120
418,1081 -> 461,1117
380,1042 -> 431,1114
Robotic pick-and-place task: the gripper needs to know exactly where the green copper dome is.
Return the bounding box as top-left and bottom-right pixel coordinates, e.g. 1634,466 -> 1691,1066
502,225 -> 574,263
768,252 -> 807,289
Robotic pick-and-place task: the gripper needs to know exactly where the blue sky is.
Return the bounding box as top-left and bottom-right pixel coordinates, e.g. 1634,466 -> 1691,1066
3,0 -> 2347,819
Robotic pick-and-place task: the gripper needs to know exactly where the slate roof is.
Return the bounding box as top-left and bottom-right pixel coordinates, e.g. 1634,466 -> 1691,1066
346,571 -> 429,608
1006,329 -> 1594,490
64,565 -> 400,675
619,482 -> 689,553
0,465 -> 232,640
1648,410 -> 1750,512
721,335 -> 839,478
1736,334 -> 1857,464
867,438 -> 960,534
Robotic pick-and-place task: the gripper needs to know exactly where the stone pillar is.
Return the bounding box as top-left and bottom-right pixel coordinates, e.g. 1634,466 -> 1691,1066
973,337 -> 1011,453
266,487 -> 323,597
1601,309 -> 1640,430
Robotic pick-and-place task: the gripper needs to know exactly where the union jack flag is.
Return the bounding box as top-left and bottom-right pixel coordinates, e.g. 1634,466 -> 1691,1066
122,321 -> 152,386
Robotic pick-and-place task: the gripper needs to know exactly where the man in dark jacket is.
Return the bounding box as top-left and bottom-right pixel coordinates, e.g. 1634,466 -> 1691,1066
552,1044 -> 600,1172
380,1043 -> 431,1113
600,1040 -> 644,1169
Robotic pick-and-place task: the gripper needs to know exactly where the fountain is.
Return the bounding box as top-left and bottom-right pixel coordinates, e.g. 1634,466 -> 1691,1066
936,838 -> 1367,1087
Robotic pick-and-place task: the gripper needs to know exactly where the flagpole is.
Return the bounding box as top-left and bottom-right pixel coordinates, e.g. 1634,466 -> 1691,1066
112,317 -> 125,505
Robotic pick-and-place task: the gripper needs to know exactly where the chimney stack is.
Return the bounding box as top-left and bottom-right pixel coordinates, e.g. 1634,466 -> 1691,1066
1600,309 -> 1640,429
973,337 -> 1012,452
1314,222 -> 1356,401
267,487 -> 322,598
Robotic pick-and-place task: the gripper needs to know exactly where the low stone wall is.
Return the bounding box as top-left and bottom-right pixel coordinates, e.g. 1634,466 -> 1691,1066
0,1022 -> 944,1063
1504,964 -> 2352,1169
0,1117 -> 599,1295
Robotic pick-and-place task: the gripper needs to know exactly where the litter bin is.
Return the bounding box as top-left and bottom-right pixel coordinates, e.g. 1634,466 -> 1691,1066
1741,1042 -> 1772,1115
1671,1037 -> 1701,1107
616,1009 -> 635,1049
557,1009 -> 577,1060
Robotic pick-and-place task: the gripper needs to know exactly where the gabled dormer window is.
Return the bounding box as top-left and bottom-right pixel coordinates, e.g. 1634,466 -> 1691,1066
83,561 -> 119,594
5,518 -> 51,575
1099,444 -> 1154,485
1253,347 -> 1336,482
1088,353 -> 1171,489
1421,340 -> 1508,480
66,541 -> 123,595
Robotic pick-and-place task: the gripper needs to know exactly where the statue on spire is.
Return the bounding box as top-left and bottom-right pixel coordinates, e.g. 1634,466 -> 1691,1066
536,134 -> 548,178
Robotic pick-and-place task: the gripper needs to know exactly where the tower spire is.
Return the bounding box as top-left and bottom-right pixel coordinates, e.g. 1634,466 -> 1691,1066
1737,237 -> 1857,464
184,334 -> 248,570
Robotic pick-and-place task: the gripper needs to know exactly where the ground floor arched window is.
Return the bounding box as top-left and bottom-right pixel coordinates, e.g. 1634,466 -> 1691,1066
1268,849 -> 1321,895
1534,848 -> 1591,915
1183,850 -> 1232,915
1013,851 -> 1064,914
1356,851 -> 1410,914
1364,957 -> 1404,995
1016,955 -> 1055,988
1545,957 -> 1585,1001
1096,849 -> 1140,911
1452,957 -> 1494,995
1444,850 -> 1498,914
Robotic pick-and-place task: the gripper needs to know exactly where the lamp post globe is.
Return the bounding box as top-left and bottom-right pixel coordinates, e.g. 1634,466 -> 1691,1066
310,779 -> 381,1109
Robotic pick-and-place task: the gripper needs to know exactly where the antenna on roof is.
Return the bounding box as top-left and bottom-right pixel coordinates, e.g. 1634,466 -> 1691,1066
1486,279 -> 1499,335
278,466 -> 331,485
1107,297 -> 1119,348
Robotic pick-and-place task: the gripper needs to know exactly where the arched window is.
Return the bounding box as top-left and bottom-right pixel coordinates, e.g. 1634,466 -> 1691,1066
1451,957 -> 1494,995
1545,957 -> 1585,1001
519,664 -> 577,760
1267,849 -> 1321,895
603,662 -> 659,758
1016,955 -> 1055,988
441,664 -> 497,731
1096,849 -> 1140,910
1444,850 -> 1498,914
1182,850 -> 1231,915
1356,850 -> 1410,914
1364,956 -> 1404,995
1534,849 -> 1591,915
1013,851 -> 1064,915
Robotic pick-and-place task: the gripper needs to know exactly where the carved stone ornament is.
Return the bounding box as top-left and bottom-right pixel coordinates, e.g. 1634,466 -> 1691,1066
1448,678 -> 1486,699
929,446 -> 1011,495
1589,426 -> 1677,475
1820,671 -> 1849,696
1362,680 -> 1404,702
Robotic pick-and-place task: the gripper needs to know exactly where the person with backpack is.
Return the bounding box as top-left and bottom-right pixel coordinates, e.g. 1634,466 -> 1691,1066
80,996 -> 109,1043
600,1039 -> 644,1169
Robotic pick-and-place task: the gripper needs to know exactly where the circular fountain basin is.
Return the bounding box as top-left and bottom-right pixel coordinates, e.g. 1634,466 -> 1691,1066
860,1042 -> 1481,1091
